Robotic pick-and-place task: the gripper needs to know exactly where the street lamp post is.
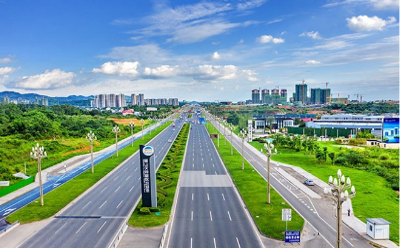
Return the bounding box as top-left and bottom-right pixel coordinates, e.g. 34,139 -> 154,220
86,130 -> 97,173
239,129 -> 247,170
128,122 -> 135,147
112,125 -> 121,157
264,141 -> 277,204
324,169 -> 356,248
30,143 -> 47,206
148,117 -> 152,135
140,119 -> 145,140
223,120 -> 226,145
230,124 -> 234,155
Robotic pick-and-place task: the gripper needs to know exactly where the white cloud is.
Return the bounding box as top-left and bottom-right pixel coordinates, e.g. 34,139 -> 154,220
0,67 -> 16,75
237,0 -> 267,10
211,52 -> 221,60
300,31 -> 322,39
347,15 -> 396,31
256,35 -> 285,44
0,58 -> 11,63
100,44 -> 169,64
371,0 -> 399,9
305,60 -> 321,65
92,61 -> 139,76
143,65 -> 179,78
9,69 -> 76,89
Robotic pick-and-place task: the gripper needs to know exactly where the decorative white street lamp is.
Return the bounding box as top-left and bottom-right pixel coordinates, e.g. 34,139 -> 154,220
264,141 -> 277,204
30,143 -> 47,206
223,120 -> 227,145
128,121 -> 135,147
112,125 -> 121,157
324,169 -> 356,248
86,130 -> 97,173
148,117 -> 152,135
139,119 -> 145,140
230,124 -> 234,155
239,129 -> 247,170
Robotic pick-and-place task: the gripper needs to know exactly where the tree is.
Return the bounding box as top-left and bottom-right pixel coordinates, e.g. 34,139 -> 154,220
328,152 -> 335,165
323,147 -> 328,161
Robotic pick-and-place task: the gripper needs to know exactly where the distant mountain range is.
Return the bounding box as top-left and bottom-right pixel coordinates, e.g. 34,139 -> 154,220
0,91 -> 93,106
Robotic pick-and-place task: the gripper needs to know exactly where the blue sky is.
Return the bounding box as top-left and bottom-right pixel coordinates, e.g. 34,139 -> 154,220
0,0 -> 398,102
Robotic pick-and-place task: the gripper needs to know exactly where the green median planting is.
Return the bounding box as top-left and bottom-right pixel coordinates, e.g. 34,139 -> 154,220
6,122 -> 171,223
128,123 -> 190,227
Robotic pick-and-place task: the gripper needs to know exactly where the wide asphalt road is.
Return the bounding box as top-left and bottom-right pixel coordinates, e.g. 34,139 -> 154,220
207,112 -> 371,248
166,114 -> 264,248
20,118 -> 185,248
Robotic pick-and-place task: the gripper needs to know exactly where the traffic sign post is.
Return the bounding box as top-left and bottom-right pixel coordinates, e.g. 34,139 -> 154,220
282,208 -> 292,231
285,230 -> 300,243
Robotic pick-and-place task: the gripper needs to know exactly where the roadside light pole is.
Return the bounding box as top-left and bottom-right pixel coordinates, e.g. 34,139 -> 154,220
140,119 -> 145,140
128,122 -> 135,147
264,141 -> 277,204
148,117 -> 152,135
112,125 -> 121,157
223,120 -> 226,145
30,143 -> 47,206
324,169 -> 356,248
239,129 -> 247,170
86,130 -> 97,173
230,124 -> 234,155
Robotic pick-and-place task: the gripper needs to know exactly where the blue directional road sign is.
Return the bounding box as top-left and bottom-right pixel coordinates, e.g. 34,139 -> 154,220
285,230 -> 300,243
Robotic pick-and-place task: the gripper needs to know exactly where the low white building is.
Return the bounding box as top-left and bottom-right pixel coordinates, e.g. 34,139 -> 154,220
366,218 -> 391,240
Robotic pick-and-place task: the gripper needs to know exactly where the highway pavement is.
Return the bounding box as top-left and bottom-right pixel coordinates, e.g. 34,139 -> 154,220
166,114 -> 264,248
207,112 -> 372,248
18,118 -> 185,248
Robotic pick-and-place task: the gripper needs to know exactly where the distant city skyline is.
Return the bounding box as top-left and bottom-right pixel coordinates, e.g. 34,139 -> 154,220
0,0 -> 398,102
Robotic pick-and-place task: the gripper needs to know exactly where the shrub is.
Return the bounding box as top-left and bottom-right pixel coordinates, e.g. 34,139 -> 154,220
149,207 -> 160,212
139,207 -> 150,215
379,154 -> 390,161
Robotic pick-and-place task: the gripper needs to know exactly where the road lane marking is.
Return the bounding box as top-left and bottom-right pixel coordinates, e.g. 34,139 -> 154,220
82,201 -> 91,209
213,237 -> 217,248
134,167 -> 138,172
55,223 -> 67,234
113,176 -> 119,181
126,175 -> 131,181
215,171 -> 217,175
97,221 -> 107,233
76,222 -> 87,234
115,186 -> 121,193
117,200 -> 123,208
191,211 -> 193,221
207,193 -> 209,201
138,177 -> 141,181
99,200 -> 107,209
210,211 -> 213,221
227,211 -> 232,221
124,168 -> 127,172
192,193 -> 194,201
236,237 -> 241,248
222,193 -> 225,201
212,164 -> 214,167
100,186 -> 108,193
191,238 -> 193,248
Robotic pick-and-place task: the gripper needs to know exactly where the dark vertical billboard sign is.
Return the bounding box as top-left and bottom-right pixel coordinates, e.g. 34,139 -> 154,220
139,145 -> 157,207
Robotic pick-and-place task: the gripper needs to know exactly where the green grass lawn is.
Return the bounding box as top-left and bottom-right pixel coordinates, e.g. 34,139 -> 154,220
206,126 -> 304,240
250,141 -> 399,244
6,122 -> 171,223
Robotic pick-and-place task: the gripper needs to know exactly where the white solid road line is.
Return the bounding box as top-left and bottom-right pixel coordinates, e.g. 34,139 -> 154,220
97,221 -> 107,233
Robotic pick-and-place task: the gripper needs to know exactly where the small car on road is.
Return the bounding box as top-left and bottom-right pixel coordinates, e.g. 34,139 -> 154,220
304,179 -> 315,186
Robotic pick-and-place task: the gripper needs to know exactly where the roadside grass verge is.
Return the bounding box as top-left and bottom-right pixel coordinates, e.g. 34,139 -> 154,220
6,122 -> 171,224
128,124 -> 190,227
206,126 -> 304,240
249,141 -> 399,244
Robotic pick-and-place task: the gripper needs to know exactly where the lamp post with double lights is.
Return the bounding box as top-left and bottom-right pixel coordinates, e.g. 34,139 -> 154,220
30,143 -> 47,206
239,129 -> 247,170
140,119 -> 145,140
230,124 -> 234,155
128,122 -> 135,147
86,130 -> 97,173
264,141 -> 277,204
112,125 -> 121,157
324,169 -> 356,248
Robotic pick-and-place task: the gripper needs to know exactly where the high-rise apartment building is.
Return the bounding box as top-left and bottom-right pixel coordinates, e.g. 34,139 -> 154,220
131,94 -> 138,105
138,94 -> 145,106
261,89 -> 269,104
295,84 -> 308,104
251,89 -> 260,104
169,98 -> 179,106
311,88 -> 331,104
